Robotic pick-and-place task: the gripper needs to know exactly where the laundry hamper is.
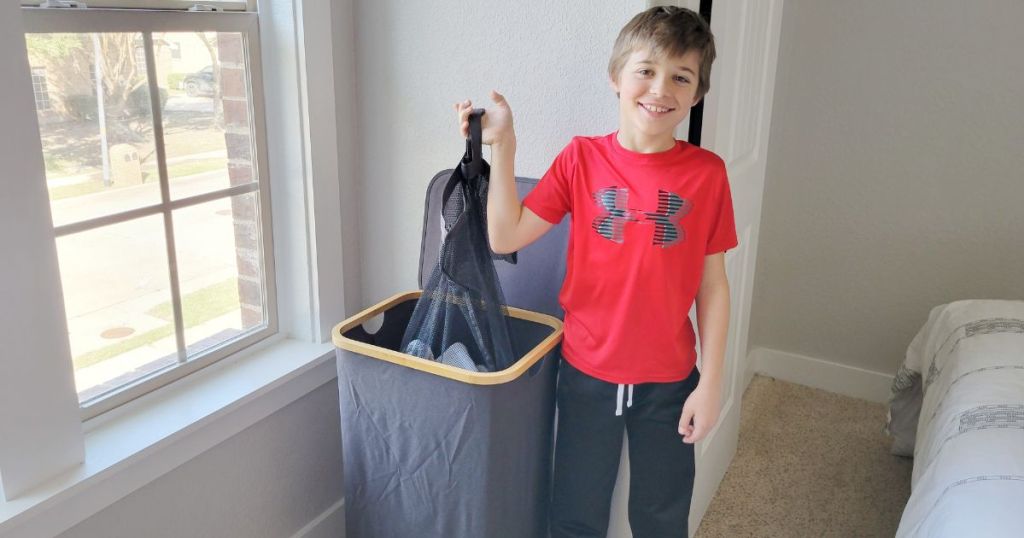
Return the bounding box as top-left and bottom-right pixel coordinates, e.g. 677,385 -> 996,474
333,171 -> 570,538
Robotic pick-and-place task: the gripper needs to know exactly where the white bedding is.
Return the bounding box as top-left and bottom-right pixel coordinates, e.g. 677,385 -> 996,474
889,300 -> 1024,538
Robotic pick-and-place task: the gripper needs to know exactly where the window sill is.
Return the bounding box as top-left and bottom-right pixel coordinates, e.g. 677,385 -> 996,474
0,336 -> 337,537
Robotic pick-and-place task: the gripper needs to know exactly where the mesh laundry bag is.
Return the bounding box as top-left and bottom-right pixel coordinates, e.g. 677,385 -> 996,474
400,110 -> 520,372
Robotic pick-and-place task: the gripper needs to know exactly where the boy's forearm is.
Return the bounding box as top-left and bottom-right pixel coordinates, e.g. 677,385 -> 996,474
486,137 -> 521,253
695,279 -> 730,389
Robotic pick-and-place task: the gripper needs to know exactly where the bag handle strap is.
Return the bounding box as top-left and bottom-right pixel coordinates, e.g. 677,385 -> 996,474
459,108 -> 486,179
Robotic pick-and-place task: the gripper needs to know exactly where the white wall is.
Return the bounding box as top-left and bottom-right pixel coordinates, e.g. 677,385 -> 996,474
57,382 -> 342,538
750,0 -> 1024,375
353,0 -> 646,302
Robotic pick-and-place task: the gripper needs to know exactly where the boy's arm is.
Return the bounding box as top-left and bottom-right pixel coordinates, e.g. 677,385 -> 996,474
487,138 -> 554,254
679,252 -> 731,444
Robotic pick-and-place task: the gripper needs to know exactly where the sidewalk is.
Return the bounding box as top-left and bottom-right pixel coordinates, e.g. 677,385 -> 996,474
75,308 -> 250,402
52,169 -> 259,399
49,161 -> 241,228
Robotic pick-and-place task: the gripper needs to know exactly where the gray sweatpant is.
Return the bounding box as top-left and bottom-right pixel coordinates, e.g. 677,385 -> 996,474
549,359 -> 700,538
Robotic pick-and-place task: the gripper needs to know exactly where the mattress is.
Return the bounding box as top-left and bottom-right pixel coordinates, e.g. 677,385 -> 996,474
889,300 -> 1024,537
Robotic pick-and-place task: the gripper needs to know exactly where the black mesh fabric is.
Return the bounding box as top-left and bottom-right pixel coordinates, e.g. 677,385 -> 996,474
400,110 -> 520,372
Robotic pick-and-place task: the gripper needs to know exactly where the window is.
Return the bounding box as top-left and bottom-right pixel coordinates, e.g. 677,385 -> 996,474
31,66 -> 52,111
134,43 -> 146,74
22,5 -> 276,417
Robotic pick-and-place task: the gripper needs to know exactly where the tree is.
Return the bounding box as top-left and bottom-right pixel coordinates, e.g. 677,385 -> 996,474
196,32 -> 224,127
26,33 -> 160,145
26,32 -> 171,170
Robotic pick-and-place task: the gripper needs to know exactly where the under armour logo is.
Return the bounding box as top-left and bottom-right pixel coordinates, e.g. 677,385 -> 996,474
591,187 -> 691,247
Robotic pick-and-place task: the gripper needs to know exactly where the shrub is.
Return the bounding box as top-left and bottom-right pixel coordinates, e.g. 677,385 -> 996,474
166,73 -> 186,90
126,86 -> 169,117
64,94 -> 97,120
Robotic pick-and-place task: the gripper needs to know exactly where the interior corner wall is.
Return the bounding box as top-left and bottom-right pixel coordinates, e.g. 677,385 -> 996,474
750,0 -> 1024,375
56,382 -> 343,538
352,1 -> 647,304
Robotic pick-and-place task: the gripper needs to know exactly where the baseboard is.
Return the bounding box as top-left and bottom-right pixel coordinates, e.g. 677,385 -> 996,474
751,347 -> 894,404
291,497 -> 345,538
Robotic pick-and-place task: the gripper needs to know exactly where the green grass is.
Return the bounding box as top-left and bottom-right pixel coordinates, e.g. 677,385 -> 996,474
49,158 -> 226,200
44,155 -> 75,176
73,325 -> 176,370
139,158 -> 226,182
73,278 -> 241,370
146,278 -> 240,325
49,180 -> 106,200
167,158 -> 226,178
166,73 -> 186,91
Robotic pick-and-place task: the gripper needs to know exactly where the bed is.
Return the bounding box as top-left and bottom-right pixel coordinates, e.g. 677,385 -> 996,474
887,300 -> 1024,537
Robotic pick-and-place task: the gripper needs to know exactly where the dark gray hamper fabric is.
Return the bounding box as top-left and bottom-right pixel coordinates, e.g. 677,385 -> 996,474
337,301 -> 559,537
334,169 -> 571,537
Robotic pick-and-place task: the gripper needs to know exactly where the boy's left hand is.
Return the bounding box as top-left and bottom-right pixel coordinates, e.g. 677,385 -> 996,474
678,382 -> 721,444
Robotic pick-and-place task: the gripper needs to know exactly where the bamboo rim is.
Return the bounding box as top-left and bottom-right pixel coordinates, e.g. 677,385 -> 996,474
331,291 -> 563,385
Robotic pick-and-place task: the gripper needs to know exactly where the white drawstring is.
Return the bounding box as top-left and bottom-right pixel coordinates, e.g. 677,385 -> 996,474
615,384 -> 625,416
615,384 -> 635,416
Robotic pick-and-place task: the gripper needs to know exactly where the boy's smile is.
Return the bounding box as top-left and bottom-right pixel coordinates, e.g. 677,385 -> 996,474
611,48 -> 703,153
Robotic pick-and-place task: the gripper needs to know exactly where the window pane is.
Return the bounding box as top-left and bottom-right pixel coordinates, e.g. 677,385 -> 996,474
155,32 -> 256,200
173,193 -> 266,356
56,215 -> 178,403
26,32 -> 162,228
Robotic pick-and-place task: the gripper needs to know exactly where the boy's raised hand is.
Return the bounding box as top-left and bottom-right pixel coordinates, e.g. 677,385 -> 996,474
453,90 -> 515,147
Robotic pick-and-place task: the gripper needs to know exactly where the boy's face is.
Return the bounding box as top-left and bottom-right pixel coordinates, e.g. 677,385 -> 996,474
610,48 -> 702,147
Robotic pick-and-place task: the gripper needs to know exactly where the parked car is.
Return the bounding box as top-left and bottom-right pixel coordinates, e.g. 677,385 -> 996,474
180,66 -> 214,97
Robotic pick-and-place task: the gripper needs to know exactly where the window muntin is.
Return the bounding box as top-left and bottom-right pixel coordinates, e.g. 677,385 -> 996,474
172,192 -> 267,357
22,8 -> 275,415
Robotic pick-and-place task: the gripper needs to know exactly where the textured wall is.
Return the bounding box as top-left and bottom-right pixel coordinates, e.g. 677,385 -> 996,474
58,382 -> 343,538
750,0 -> 1024,374
352,1 -> 646,303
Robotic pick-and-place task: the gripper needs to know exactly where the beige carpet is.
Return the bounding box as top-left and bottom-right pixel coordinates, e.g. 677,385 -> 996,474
694,375 -> 914,538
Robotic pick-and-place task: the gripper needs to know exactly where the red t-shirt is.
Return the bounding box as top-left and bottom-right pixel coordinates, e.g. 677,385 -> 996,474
523,133 -> 738,384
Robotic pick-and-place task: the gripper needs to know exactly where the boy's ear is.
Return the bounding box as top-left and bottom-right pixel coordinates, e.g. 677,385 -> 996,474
608,75 -> 620,95
691,94 -> 704,107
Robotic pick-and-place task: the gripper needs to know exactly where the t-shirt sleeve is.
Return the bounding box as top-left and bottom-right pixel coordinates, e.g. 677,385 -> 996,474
523,139 -> 577,224
705,163 -> 739,254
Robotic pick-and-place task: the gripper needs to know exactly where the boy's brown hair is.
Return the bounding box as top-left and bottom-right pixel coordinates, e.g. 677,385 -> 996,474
608,6 -> 716,99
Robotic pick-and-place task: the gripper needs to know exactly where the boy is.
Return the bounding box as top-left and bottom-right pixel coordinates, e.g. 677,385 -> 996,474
454,6 -> 734,537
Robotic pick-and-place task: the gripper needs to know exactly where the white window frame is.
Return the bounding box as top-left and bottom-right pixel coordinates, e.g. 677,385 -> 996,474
21,1 -> 250,11
22,6 -> 279,420
1,1 -> 349,526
